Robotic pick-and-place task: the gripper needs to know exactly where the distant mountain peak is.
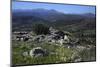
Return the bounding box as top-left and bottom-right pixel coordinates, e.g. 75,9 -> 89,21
82,13 -> 95,18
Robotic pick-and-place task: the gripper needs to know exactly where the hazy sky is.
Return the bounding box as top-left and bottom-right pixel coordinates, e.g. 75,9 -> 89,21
12,1 -> 96,14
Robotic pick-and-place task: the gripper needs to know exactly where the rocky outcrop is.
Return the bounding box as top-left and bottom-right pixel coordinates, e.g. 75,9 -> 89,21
13,27 -> 78,48
12,31 -> 33,41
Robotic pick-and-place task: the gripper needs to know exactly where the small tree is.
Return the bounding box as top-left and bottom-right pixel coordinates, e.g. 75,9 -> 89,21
33,24 -> 50,35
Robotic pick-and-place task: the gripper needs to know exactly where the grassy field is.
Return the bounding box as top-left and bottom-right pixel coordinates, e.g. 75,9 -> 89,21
12,37 -> 96,66
12,40 -> 74,65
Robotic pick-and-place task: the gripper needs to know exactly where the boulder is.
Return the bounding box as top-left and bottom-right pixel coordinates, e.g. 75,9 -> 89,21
29,47 -> 47,57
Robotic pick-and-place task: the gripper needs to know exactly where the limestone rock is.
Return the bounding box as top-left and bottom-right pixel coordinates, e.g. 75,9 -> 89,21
29,47 -> 47,57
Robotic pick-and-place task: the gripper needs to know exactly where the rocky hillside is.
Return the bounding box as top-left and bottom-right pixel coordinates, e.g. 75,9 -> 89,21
12,26 -> 96,66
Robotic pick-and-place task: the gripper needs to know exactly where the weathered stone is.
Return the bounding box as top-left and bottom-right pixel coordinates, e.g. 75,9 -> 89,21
74,58 -> 82,62
33,35 -> 45,42
29,47 -> 47,57
22,51 -> 29,56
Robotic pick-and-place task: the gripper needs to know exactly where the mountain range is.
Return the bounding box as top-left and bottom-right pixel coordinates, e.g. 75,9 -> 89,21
12,8 -> 96,31
12,8 -> 95,21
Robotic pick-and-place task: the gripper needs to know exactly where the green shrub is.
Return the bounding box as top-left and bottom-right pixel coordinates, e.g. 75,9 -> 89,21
33,24 -> 50,35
